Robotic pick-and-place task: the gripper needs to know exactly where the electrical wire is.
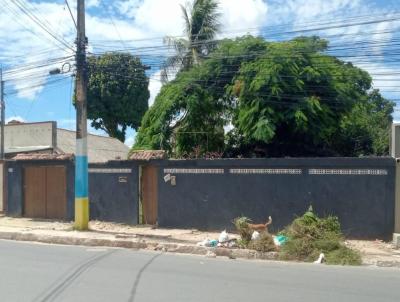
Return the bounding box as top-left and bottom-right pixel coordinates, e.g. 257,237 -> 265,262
8,0 -> 75,52
64,0 -> 77,30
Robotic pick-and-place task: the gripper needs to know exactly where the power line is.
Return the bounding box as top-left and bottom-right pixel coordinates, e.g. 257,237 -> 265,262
91,12 -> 400,45
65,0 -> 77,30
8,0 -> 75,52
99,1 -> 127,51
0,0 -> 73,54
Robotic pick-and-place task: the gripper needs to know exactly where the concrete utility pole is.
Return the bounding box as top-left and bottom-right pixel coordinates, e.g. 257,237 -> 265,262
75,0 -> 89,230
0,68 -> 5,160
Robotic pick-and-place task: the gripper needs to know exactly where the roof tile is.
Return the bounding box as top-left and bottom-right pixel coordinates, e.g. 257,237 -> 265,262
129,150 -> 166,161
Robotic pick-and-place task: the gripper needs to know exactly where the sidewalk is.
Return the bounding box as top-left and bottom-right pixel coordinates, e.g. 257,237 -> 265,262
0,216 -> 399,267
0,216 -> 276,260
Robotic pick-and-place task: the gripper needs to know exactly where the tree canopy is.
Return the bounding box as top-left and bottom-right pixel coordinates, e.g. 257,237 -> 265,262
134,36 -> 393,157
86,52 -> 149,142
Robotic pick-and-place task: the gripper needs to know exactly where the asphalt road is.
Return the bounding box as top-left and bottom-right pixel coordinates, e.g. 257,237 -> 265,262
0,240 -> 399,302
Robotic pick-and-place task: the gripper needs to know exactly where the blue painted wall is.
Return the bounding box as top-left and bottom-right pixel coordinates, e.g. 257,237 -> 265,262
156,158 -> 396,239
88,162 -> 139,224
5,160 -> 139,225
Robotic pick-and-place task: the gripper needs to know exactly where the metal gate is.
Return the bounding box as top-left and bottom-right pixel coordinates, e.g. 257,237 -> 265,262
24,166 -> 67,219
141,166 -> 158,225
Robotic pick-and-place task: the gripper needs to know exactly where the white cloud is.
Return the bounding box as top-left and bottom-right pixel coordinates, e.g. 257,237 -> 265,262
87,0 -> 101,8
0,0 -> 75,99
148,71 -> 163,106
117,0 -> 185,36
115,0 -> 269,38
124,133 -> 136,147
5,116 -> 25,124
219,0 -> 268,36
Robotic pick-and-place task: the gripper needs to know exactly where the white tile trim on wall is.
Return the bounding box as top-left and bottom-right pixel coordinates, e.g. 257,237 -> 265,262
163,168 -> 225,174
88,168 -> 132,174
229,168 -> 302,174
308,169 -> 388,175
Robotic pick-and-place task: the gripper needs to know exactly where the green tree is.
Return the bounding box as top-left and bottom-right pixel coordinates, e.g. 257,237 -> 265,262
333,89 -> 394,156
135,36 -> 393,157
86,53 -> 149,142
161,0 -> 220,82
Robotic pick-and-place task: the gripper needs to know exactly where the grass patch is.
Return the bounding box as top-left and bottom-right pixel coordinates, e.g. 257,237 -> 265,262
278,207 -> 361,265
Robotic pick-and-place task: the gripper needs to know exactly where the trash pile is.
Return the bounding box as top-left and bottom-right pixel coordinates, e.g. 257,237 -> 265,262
197,217 -> 288,253
196,208 -> 361,265
196,230 -> 237,248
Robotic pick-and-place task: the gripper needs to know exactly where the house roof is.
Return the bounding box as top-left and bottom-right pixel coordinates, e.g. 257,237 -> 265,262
57,129 -> 129,163
6,146 -> 53,154
13,153 -> 73,161
129,150 -> 166,161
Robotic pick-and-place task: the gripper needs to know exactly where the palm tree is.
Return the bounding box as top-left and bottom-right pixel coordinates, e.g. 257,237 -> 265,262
161,0 -> 220,82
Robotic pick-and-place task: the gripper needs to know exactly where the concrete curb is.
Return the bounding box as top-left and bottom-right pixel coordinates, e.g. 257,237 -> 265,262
1,230 -> 399,267
0,230 -> 278,261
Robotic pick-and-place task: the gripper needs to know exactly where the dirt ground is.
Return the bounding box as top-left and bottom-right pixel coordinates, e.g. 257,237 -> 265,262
346,239 -> 400,267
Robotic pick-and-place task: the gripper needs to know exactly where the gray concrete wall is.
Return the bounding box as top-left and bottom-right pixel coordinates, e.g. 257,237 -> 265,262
156,158 -> 395,239
2,122 -> 55,153
88,162 -> 139,224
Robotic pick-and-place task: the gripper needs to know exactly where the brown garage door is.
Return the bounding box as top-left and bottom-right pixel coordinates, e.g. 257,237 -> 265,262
24,166 -> 67,219
141,166 -> 158,225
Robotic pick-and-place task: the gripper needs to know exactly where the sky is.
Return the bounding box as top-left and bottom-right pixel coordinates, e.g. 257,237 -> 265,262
0,0 -> 399,147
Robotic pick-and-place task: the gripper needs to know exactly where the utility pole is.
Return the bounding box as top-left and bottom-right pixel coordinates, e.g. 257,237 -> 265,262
0,68 -> 4,160
75,0 -> 89,230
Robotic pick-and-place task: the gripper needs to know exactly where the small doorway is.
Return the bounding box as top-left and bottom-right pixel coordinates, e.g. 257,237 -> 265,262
141,165 -> 158,225
24,166 -> 67,220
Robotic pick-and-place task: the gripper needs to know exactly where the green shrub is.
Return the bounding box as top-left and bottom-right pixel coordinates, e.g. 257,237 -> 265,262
279,207 -> 361,265
325,246 -> 362,266
233,216 -> 252,243
318,216 -> 341,234
279,237 -> 318,261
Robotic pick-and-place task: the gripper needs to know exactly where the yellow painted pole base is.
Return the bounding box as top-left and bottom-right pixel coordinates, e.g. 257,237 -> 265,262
74,198 -> 89,230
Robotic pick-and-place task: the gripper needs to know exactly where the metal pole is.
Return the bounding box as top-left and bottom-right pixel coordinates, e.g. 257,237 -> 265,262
0,69 -> 4,160
74,0 -> 89,230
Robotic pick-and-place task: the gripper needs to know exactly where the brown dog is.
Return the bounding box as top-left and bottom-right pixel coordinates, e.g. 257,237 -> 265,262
248,216 -> 272,233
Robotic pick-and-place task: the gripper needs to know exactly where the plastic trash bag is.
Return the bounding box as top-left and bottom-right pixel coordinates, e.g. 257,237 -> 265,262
219,230 -> 229,243
209,239 -> 218,247
197,239 -> 218,247
251,231 -> 260,240
273,235 -> 288,246
197,239 -> 211,247
313,253 -> 325,264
